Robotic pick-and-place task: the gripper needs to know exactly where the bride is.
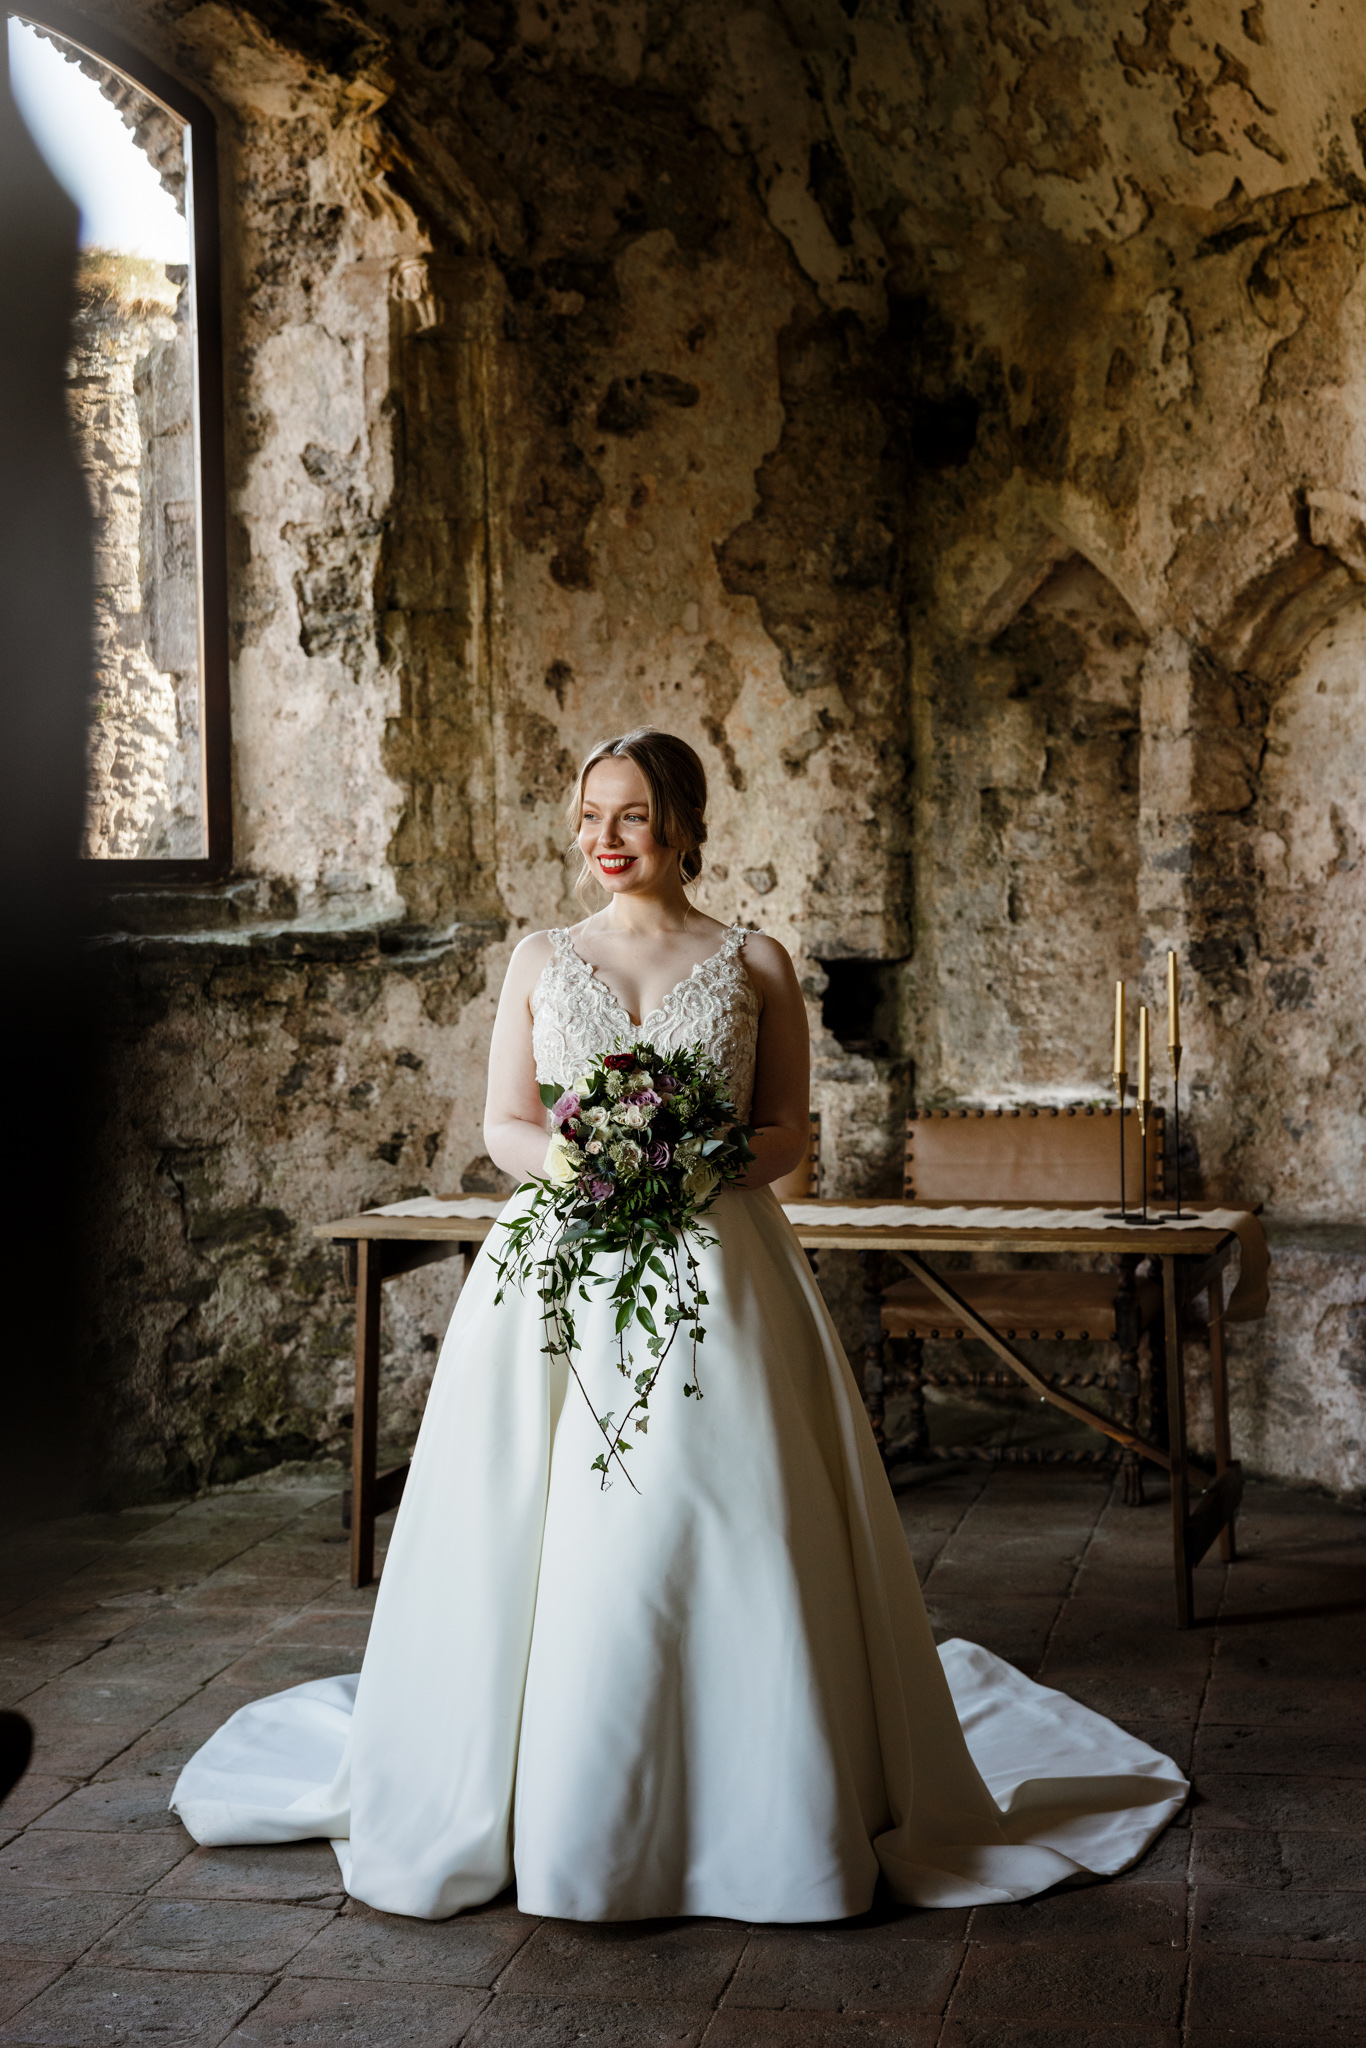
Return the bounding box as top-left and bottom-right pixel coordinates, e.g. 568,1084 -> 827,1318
172,726 -> 1186,1922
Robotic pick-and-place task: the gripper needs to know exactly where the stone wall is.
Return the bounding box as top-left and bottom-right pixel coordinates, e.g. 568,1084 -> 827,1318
76,0 -> 1364,1504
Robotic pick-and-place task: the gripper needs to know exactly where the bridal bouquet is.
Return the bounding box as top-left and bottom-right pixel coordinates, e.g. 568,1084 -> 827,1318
491,1042 -> 754,1486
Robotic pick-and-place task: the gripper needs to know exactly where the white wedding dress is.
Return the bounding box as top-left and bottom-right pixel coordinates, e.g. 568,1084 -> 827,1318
171,925 -> 1186,1921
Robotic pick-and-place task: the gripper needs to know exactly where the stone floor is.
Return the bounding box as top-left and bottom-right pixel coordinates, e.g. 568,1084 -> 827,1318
1,1465 -> 1363,2047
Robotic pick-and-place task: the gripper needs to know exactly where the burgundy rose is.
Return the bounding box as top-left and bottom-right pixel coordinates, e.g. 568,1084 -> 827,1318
559,1119 -> 582,1139
550,1090 -> 581,1122
648,1140 -> 670,1169
603,1053 -> 636,1071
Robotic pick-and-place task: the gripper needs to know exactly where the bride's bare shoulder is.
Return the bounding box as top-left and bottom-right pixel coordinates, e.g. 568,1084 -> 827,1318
739,930 -> 800,990
501,928 -> 558,998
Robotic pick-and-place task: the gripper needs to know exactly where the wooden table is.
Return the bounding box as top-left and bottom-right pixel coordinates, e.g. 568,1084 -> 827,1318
314,1199 -> 1249,1627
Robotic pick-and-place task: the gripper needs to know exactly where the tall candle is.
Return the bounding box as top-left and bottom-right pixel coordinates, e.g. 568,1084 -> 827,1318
1167,949 -> 1181,1050
1138,1003 -> 1151,1101
1113,980 -> 1126,1074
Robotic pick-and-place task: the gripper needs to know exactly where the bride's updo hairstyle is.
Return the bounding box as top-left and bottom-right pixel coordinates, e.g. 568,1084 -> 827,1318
567,727 -> 708,904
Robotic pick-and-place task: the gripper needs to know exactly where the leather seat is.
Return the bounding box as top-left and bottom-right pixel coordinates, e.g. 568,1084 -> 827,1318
881,1270 -> 1162,1343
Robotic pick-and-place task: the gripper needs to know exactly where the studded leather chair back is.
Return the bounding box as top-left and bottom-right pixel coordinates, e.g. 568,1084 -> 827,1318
905,1106 -> 1163,1207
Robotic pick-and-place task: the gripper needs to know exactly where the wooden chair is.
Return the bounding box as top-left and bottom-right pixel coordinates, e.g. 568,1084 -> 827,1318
880,1106 -> 1165,1502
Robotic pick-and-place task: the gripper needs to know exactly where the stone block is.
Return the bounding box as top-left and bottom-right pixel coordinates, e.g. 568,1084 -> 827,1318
947,1945 -> 1186,2026
0,1962 -> 269,2045
286,1896 -> 535,1985
498,1919 -> 748,2004
1186,1953 -> 1366,2037
87,1896 -> 335,1973
153,1841 -> 344,1904
462,1994 -> 712,2046
708,2014 -> 940,2045
0,1890 -> 141,1960
0,1966 -> 63,2030
221,1976 -> 489,2045
0,1829 -> 189,1896
1193,1724 -> 1366,1780
1192,1775 -> 1366,1832
724,1925 -> 963,2011
967,1882 -> 1185,1947
31,1780 -> 188,1834
940,2027 -> 1178,2048
1192,1884 -> 1366,1961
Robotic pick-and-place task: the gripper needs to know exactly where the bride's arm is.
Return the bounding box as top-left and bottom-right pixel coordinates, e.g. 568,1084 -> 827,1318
483,933 -> 557,1183
735,934 -> 811,1190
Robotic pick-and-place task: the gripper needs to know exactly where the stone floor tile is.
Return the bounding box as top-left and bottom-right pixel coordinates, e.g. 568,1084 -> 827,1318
1201,1672 -> 1365,1726
0,1828 -> 190,1895
0,1889 -> 142,1959
22,1709 -> 168,1780
153,1842 -> 345,1905
707,2013 -> 939,2045
0,1778 -> 79,1831
1211,1617 -> 1366,1682
498,1918 -> 748,2004
1109,1827 -> 1190,1884
0,1967 -> 64,2030
463,1993 -> 711,2046
1192,1884 -> 1366,1961
1189,1829 -> 1284,1887
940,2027 -> 1178,2048
219,1977 -> 489,2046
175,1576 -> 339,1611
1191,1774 -> 1366,1832
0,1962 -> 270,2046
1186,1953 -> 1366,2037
724,1924 -> 962,2012
257,1613 -> 373,1650
946,1945 -> 1186,2026
285,1896 -> 536,1985
1193,1723 -> 1366,1779
88,1896 -> 336,1973
1030,1669 -> 1205,1724
0,1646 -> 100,1705
1114,1723 -> 1195,1774
116,1606 -> 292,1646
967,1882 -> 1185,1947
31,1779 -> 188,1834
213,1646 -> 359,1690
94,1687 -> 266,1780
919,1597 -> 1061,1671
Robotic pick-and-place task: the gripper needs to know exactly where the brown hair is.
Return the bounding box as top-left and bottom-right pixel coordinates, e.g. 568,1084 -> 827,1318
567,727 -> 708,903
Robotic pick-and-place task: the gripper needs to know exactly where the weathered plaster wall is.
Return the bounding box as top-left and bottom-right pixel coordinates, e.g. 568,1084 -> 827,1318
75,0 -> 1364,1502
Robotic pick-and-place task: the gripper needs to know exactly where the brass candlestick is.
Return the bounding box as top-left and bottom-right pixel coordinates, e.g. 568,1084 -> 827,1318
1103,1068 -> 1130,1222
1162,1042 -> 1185,1219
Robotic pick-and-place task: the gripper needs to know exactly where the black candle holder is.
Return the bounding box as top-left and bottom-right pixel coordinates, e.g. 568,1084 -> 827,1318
1103,1072 -> 1131,1222
1159,1044 -> 1186,1220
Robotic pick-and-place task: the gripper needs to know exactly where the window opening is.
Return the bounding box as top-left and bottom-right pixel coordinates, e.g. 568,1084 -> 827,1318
7,9 -> 227,872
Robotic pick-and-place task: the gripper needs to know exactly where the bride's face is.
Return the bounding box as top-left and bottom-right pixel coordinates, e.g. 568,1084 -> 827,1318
578,759 -> 673,896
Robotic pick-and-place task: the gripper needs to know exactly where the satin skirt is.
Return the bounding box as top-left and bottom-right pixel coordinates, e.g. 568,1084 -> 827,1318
171,1187 -> 1186,1922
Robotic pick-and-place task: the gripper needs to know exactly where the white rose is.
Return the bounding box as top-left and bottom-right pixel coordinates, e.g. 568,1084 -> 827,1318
628,1070 -> 652,1091
617,1103 -> 649,1128
582,1106 -> 612,1132
684,1160 -> 721,1206
572,1073 -> 595,1096
544,1133 -> 584,1185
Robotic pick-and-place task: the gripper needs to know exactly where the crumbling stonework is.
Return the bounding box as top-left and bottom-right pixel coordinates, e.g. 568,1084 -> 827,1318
72,0 -> 1364,1504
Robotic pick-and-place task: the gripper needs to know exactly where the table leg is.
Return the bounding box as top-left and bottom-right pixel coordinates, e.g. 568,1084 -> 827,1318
1208,1263 -> 1237,1563
857,1249 -> 886,1450
350,1238 -> 382,1591
1163,1253 -> 1193,1629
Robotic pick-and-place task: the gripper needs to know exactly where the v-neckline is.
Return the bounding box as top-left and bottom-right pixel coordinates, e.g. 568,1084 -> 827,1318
562,926 -> 739,1031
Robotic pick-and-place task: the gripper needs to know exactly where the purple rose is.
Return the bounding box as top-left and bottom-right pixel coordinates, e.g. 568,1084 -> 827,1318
550,1090 -> 581,1123
655,1074 -> 680,1096
626,1088 -> 662,1110
648,1140 -> 670,1169
589,1177 -> 615,1202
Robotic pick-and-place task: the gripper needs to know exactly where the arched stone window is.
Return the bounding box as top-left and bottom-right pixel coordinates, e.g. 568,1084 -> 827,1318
8,6 -> 227,875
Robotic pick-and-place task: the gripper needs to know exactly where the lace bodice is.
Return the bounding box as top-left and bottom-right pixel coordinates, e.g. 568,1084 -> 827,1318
531,925 -> 761,1121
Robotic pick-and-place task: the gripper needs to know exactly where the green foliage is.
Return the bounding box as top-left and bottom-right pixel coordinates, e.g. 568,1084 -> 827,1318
491,1039 -> 754,1488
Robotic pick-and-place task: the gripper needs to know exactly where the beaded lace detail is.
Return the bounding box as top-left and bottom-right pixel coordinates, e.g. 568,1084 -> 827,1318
531,925 -> 761,1122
